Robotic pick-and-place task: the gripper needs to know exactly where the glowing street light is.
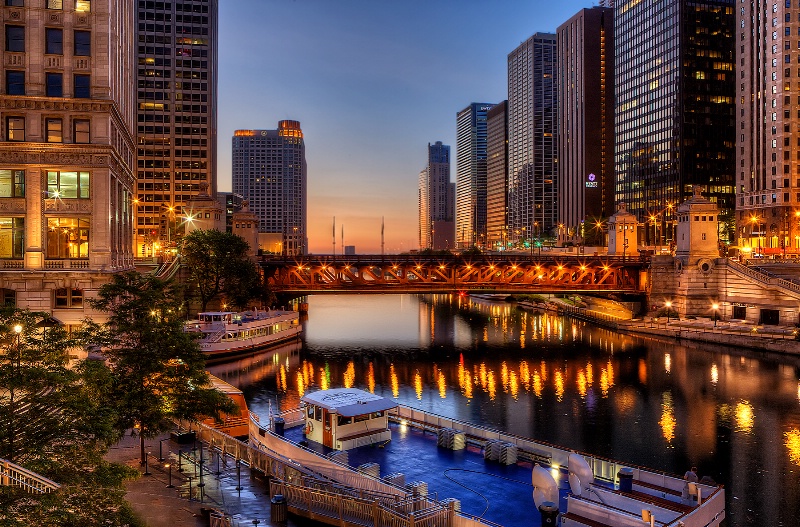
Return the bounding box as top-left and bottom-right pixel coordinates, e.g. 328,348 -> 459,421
712,303 -> 719,327
665,301 -> 672,323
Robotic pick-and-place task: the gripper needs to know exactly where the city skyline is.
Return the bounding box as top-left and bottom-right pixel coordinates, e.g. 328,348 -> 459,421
217,1 -> 601,253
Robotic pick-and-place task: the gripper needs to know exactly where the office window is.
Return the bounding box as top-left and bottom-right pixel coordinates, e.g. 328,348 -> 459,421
73,119 -> 89,143
54,288 -> 83,307
46,0 -> 61,7
45,28 -> 62,54
74,30 -> 90,56
75,0 -> 90,12
5,117 -> 23,141
47,170 -> 90,199
0,170 -> 24,198
46,118 -> 62,142
45,73 -> 62,97
5,0 -> 24,6
47,218 -> 89,259
5,25 -> 24,52
6,70 -> 24,95
73,74 -> 90,98
0,218 -> 24,259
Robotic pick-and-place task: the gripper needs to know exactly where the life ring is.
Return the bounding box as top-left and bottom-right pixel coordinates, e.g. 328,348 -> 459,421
305,421 -> 313,435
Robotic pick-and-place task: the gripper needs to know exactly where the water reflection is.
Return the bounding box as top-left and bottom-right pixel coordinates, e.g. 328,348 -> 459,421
235,294 -> 800,527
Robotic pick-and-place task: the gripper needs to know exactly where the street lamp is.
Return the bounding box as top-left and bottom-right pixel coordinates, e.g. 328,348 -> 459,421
712,303 -> 719,327
665,301 -> 672,323
165,463 -> 174,488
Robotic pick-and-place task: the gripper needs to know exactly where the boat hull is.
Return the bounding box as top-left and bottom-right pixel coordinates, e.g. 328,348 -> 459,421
201,325 -> 302,364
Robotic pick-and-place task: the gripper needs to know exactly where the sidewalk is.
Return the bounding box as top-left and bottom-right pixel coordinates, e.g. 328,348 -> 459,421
105,431 -> 304,527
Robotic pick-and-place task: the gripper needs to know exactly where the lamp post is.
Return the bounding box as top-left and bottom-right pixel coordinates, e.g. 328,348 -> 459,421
712,303 -> 719,327
158,437 -> 169,461
665,301 -> 672,323
8,324 -> 22,462
165,463 -> 174,488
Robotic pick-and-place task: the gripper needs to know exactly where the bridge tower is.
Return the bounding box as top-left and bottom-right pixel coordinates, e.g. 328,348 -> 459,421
607,202 -> 638,257
232,200 -> 260,258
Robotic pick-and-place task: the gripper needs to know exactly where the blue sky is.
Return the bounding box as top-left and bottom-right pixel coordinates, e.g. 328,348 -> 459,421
218,1 -> 601,253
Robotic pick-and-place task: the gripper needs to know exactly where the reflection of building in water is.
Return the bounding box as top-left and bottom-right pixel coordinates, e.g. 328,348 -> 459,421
418,294 -> 455,347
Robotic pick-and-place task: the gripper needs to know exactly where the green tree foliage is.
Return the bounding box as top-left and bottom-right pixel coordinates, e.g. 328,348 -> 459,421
180,229 -> 264,311
0,308 -> 116,464
89,271 -> 236,464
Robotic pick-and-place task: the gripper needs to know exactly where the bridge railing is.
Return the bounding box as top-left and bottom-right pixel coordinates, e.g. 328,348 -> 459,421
0,458 -> 60,494
260,253 -> 650,266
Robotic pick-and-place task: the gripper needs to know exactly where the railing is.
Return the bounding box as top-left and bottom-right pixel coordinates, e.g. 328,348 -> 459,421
727,259 -> 800,294
0,458 -> 60,494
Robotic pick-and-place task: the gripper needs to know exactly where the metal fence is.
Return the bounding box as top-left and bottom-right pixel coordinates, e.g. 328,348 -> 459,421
0,458 -> 60,494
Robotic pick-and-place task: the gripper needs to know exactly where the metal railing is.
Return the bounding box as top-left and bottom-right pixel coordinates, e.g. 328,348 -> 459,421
727,259 -> 800,294
0,458 -> 60,493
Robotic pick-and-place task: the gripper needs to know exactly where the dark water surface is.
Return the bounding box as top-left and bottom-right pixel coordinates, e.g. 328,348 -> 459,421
209,294 -> 800,527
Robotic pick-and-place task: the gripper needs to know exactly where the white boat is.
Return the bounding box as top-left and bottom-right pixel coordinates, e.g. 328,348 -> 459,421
185,308 -> 301,362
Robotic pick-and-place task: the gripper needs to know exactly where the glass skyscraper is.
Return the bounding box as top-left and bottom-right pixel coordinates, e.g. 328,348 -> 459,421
455,103 -> 493,249
614,0 -> 735,245
418,141 -> 454,250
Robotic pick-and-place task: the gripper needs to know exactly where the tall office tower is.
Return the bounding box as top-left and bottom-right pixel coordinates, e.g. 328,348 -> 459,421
455,103 -> 492,249
507,33 -> 558,245
599,0 -> 615,6
418,141 -> 454,250
557,7 -> 614,246
739,1 -> 800,255
486,101 -> 508,250
615,0 -> 735,247
231,122 -> 307,255
135,0 -> 218,256
0,0 -> 136,326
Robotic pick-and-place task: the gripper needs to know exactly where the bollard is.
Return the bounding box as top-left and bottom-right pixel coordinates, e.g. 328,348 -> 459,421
271,493 -> 288,523
618,467 -> 634,493
273,417 -> 285,437
538,501 -> 559,526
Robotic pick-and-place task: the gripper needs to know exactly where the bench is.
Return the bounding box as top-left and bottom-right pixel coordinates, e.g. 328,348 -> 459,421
619,489 -> 694,514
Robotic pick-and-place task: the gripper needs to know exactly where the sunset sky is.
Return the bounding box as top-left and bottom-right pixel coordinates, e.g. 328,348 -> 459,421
217,1 -> 599,254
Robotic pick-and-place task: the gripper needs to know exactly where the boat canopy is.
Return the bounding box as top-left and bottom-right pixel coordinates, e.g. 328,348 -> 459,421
302,388 -> 398,417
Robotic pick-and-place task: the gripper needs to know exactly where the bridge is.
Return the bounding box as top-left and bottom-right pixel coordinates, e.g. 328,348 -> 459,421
260,253 -> 649,295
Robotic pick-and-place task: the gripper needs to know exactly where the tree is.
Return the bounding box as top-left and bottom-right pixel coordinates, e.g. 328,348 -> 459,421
89,271 -> 237,464
180,229 -> 263,311
0,308 -> 116,464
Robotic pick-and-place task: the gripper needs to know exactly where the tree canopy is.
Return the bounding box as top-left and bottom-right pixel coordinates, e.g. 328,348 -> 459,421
180,229 -> 264,311
89,271 -> 236,464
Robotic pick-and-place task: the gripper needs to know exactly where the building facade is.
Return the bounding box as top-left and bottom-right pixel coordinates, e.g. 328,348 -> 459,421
614,0 -> 735,247
486,101 -> 508,250
455,103 -> 492,249
418,141 -> 454,250
738,0 -> 800,256
134,0 -> 217,256
507,33 -> 558,244
0,0 -> 136,326
231,122 -> 307,255
557,6 -> 614,247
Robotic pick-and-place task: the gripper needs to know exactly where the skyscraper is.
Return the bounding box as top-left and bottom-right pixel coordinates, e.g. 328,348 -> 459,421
418,141 -> 454,250
738,0 -> 800,255
557,7 -> 614,246
507,33 -> 558,245
135,0 -> 218,256
0,0 -> 136,325
614,0 -> 735,246
232,121 -> 307,255
455,103 -> 493,249
486,101 -> 508,250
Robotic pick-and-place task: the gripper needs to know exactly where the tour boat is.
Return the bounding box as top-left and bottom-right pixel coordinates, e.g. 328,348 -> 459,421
203,374 -> 250,438
185,308 -> 301,363
249,387 -> 726,527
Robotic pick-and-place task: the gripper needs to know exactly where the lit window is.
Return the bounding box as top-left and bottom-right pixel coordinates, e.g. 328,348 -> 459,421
6,117 -> 24,141
54,288 -> 84,307
0,218 -> 23,258
0,170 -> 24,197
47,170 -> 89,198
47,218 -> 89,259
75,0 -> 90,12
73,119 -> 89,143
46,0 -> 62,8
46,118 -> 62,142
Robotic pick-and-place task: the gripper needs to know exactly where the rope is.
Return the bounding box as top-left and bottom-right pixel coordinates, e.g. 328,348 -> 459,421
442,468 -> 533,518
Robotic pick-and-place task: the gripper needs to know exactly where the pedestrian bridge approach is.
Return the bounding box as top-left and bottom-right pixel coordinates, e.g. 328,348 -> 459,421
260,254 -> 649,295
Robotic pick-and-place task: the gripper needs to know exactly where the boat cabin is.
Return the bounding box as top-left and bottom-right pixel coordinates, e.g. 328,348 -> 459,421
196,312 -> 235,325
301,388 -> 397,450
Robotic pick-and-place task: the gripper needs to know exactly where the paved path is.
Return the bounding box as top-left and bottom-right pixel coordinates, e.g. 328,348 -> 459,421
105,431 -> 307,527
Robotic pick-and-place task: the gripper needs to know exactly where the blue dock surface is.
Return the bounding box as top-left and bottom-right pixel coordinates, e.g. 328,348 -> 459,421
284,422 -> 569,527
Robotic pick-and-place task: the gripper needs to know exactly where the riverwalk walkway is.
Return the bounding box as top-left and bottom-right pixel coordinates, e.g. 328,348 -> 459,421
105,431 -> 305,527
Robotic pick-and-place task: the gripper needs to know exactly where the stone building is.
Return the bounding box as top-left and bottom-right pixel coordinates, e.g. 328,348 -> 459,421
0,0 -> 136,327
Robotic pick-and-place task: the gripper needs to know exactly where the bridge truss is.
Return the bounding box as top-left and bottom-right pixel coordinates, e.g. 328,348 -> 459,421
261,254 -> 647,295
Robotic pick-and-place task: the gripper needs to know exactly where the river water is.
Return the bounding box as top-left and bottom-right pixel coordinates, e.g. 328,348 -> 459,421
209,294 -> 800,527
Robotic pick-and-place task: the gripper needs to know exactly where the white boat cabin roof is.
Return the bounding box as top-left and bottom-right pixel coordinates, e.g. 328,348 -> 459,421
302,388 -> 397,418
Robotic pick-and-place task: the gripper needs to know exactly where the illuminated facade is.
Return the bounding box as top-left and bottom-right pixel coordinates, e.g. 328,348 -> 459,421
134,0 -> 218,256
557,7 -> 614,246
0,0 -> 136,326
418,141 -> 454,250
614,0 -> 735,246
507,33 -> 558,243
737,0 -> 800,256
486,101 -> 508,250
231,122 -> 307,255
455,103 -> 493,249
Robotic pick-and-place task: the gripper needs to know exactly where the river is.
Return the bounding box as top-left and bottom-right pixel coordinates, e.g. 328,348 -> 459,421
208,294 -> 800,527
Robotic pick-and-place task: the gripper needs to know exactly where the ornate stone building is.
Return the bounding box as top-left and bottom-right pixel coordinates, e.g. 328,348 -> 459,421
0,0 -> 136,327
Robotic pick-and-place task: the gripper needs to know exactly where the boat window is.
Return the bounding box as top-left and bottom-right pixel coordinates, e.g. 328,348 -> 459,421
354,414 -> 369,423
337,415 -> 353,426
307,406 -> 315,420
371,411 -> 383,419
